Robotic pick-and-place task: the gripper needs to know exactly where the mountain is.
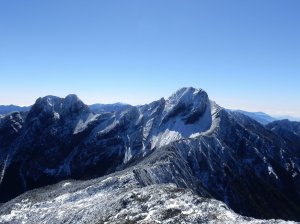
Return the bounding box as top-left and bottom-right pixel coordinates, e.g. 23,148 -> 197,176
267,119 -> 300,137
233,110 -> 300,124
274,115 -> 300,122
0,105 -> 31,115
0,172 -> 294,224
232,110 -> 276,125
266,119 -> 300,158
0,87 -> 299,223
89,103 -> 132,113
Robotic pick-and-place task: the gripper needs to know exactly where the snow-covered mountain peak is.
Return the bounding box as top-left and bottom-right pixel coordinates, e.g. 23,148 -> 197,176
165,87 -> 206,107
162,87 -> 210,125
145,88 -> 215,149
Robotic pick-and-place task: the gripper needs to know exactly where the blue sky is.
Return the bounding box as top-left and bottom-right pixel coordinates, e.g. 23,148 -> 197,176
0,0 -> 299,117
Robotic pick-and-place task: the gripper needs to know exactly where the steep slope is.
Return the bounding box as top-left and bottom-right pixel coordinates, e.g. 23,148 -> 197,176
0,87 -> 299,222
0,88 -> 212,202
0,168 -> 294,224
0,95 -> 95,201
167,111 -> 300,220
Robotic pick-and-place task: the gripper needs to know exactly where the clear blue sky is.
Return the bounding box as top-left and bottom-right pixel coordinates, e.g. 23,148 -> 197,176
0,0 -> 299,117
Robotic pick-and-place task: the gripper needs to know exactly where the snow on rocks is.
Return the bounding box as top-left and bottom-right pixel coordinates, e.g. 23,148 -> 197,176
0,172 -> 294,224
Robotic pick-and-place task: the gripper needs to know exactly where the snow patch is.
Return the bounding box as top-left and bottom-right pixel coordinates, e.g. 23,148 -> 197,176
74,113 -> 99,134
62,182 -> 71,187
53,112 -> 60,120
151,130 -> 182,149
268,166 -> 279,179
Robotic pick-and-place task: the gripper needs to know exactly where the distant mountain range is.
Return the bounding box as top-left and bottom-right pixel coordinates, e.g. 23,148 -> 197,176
232,110 -> 300,124
0,105 -> 31,115
0,88 -> 299,223
230,110 -> 277,125
274,115 -> 300,122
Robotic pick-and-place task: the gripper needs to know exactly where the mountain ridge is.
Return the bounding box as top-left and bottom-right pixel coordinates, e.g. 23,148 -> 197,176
0,87 -> 299,223
1,98 -> 299,123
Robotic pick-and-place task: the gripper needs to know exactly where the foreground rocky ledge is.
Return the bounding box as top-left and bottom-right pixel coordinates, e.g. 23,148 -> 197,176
0,171 -> 296,224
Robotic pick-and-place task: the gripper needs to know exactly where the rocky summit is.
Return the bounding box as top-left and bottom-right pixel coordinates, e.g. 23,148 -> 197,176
0,87 -> 299,223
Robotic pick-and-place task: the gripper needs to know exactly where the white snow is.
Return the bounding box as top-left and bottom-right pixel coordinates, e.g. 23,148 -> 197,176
62,182 -> 71,187
74,113 -> 99,134
163,87 -> 201,116
0,155 -> 8,184
150,98 -> 214,149
123,146 -> 132,164
268,166 -> 279,179
200,101 -> 221,136
292,172 -> 297,178
151,130 -> 182,149
53,112 -> 60,120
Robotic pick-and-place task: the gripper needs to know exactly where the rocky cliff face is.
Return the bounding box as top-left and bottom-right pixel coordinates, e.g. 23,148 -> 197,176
0,87 -> 299,222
